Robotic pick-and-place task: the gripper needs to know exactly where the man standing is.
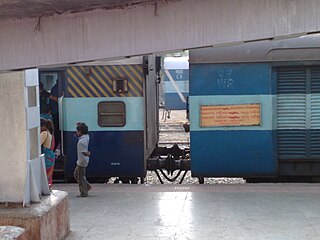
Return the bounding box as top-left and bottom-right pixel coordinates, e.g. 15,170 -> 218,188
73,122 -> 92,197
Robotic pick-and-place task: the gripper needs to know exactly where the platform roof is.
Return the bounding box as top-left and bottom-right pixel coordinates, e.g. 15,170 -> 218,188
0,0 -> 163,20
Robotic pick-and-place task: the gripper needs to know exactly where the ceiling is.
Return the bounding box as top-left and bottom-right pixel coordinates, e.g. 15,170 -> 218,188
0,0 -> 164,20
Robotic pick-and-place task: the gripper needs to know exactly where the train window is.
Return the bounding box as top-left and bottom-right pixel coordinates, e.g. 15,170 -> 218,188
112,78 -> 128,93
98,101 -> 126,127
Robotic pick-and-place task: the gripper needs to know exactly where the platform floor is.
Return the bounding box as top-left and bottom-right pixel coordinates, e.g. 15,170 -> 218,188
55,183 -> 320,240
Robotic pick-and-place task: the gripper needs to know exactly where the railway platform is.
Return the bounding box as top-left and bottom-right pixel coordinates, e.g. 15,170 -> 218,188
54,183 -> 320,240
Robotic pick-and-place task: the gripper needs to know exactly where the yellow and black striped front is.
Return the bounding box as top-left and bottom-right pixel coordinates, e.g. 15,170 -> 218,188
66,65 -> 144,98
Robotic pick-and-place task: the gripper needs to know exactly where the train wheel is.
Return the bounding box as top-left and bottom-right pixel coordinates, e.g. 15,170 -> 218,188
198,177 -> 204,184
140,177 -> 145,184
130,177 -> 139,184
120,177 -> 130,184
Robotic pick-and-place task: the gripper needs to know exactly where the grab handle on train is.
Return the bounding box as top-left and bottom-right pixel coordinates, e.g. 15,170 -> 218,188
58,95 -> 64,156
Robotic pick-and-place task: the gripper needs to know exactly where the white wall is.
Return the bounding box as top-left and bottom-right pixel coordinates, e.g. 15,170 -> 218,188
0,0 -> 320,71
0,72 -> 27,202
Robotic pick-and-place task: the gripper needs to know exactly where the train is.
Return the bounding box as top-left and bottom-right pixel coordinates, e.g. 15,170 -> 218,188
162,56 -> 189,111
41,34 -> 320,183
40,56 -> 160,183
189,34 -> 320,181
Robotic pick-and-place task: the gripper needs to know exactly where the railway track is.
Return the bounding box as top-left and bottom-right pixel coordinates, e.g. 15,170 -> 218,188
159,123 -> 190,147
159,110 -> 189,146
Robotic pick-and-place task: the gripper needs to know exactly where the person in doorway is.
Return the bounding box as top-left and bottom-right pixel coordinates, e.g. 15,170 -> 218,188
39,82 -> 52,120
73,122 -> 92,197
49,82 -> 60,151
40,118 -> 55,190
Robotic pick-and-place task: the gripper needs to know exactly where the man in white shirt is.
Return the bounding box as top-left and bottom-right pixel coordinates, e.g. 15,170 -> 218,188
73,122 -> 92,197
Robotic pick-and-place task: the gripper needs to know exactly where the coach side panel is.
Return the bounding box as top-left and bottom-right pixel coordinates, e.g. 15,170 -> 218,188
189,63 -> 276,177
62,65 -> 146,178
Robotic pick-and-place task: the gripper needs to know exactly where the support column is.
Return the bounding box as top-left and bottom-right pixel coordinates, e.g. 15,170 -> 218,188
0,69 -> 70,240
0,71 -> 28,203
0,69 -> 49,205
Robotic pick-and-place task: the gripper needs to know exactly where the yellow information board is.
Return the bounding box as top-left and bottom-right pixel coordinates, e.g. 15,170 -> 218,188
200,103 -> 261,127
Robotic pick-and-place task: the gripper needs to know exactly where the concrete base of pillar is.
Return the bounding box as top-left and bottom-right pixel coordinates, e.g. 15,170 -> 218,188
0,191 -> 69,240
0,226 -> 27,240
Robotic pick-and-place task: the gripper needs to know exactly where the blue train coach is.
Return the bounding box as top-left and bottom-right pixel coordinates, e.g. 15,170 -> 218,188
39,56 -> 160,182
189,35 -> 320,179
163,56 -> 189,110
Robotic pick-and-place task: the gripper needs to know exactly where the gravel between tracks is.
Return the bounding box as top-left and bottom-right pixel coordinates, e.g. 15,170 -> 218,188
145,170 -> 246,184
109,171 -> 245,185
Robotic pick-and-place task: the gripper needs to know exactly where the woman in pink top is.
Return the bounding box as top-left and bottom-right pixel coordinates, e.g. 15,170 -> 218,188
40,119 -> 55,189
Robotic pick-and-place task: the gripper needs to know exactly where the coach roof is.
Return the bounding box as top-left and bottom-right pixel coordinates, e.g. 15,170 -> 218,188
190,34 -> 320,64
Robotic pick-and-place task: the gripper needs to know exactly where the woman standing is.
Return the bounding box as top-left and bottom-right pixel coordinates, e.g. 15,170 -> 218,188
40,119 -> 55,189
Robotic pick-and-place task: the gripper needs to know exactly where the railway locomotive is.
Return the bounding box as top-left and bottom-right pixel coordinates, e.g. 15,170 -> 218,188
189,34 -> 320,181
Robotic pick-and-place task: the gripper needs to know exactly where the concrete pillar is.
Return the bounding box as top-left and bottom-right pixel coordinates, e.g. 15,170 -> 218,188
0,71 -> 27,203
0,69 -> 70,239
0,69 -> 49,206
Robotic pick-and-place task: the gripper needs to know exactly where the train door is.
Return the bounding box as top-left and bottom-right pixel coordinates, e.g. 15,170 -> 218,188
144,55 -> 160,161
39,69 -> 66,179
276,66 -> 320,176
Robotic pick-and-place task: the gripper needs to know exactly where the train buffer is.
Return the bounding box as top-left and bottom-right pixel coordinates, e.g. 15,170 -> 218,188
147,144 -> 191,184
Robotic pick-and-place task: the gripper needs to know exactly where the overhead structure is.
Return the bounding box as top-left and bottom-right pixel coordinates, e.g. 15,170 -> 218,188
1,0 -> 320,71
0,0 -> 163,20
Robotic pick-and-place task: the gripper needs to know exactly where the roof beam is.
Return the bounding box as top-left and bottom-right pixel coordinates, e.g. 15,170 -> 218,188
0,0 -> 320,71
